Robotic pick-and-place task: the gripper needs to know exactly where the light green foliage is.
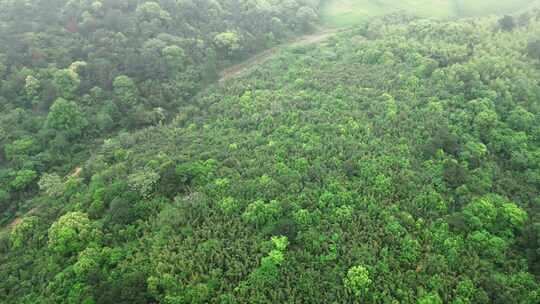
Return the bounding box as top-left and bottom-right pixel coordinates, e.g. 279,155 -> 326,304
24,75 -> 40,105
218,197 -> 239,215
242,199 -> 282,226
10,216 -> 40,249
461,141 -> 487,165
344,265 -> 371,297
73,246 -> 103,278
475,109 -> 499,134
214,32 -> 241,56
333,205 -> 353,222
400,237 -> 421,264
500,203 -> 527,231
463,195 -> 528,236
454,278 -> 475,303
382,93 -> 397,120
508,106 -> 535,131
243,236 -> 289,288
463,197 -> 497,230
136,1 -> 171,22
418,292 -> 443,304
46,98 -> 88,138
293,208 -> 313,227
38,173 -> 66,197
4,136 -> 39,162
69,61 -> 87,73
10,169 -> 38,190
48,212 -> 100,256
53,69 -> 80,99
271,235 -> 289,252
175,160 -> 215,187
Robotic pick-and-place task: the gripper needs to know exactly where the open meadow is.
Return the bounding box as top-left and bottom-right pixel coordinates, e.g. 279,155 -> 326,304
321,0 -> 539,27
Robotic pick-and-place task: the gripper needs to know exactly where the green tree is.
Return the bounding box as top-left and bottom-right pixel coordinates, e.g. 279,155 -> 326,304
46,98 -> 88,139
453,278 -> 475,304
507,106 -> 535,131
10,216 -> 41,249
163,45 -> 186,74
214,32 -> 241,57
48,212 -> 100,256
218,196 -> 240,215
53,68 -> 80,99
10,169 -> 38,190
418,292 -> 443,304
113,75 -> 138,108
136,1 -> 171,23
500,202 -> 527,231
296,6 -> 317,30
127,169 -> 160,198
242,199 -> 282,227
241,236 -> 289,289
462,197 -> 497,231
474,108 -> 499,136
461,141 -> 487,167
4,136 -> 40,163
468,230 -> 508,261
38,173 -> 66,197
344,265 -> 371,297
24,75 -> 41,106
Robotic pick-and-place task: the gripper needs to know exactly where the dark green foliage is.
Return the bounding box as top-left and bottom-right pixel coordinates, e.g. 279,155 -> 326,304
527,39 -> 540,60
498,15 -> 516,31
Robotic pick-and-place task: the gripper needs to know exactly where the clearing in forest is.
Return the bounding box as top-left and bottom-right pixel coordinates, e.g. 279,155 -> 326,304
321,0 -> 538,28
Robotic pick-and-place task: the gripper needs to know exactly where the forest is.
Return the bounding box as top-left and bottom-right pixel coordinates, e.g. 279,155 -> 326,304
2,0 -> 540,303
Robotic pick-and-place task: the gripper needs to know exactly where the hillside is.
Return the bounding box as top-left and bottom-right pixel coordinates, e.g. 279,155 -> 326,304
3,8 -> 540,303
0,0 -> 322,225
3,1 -> 540,303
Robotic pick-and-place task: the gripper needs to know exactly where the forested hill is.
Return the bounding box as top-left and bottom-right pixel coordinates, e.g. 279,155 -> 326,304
2,5 -> 540,302
0,0 -> 320,117
0,0 -> 321,223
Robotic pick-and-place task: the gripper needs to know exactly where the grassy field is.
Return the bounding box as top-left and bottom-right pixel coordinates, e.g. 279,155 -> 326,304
321,0 -> 539,28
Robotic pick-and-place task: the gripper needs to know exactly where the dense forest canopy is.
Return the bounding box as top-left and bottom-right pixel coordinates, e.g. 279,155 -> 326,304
0,0 -> 321,221
2,0 -> 540,303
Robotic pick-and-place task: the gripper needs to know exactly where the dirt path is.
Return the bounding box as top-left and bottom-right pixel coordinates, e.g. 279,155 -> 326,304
218,28 -> 347,83
4,206 -> 40,231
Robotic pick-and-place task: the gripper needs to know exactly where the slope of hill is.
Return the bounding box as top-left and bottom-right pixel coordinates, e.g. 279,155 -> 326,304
2,9 -> 540,303
0,0 -> 322,226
